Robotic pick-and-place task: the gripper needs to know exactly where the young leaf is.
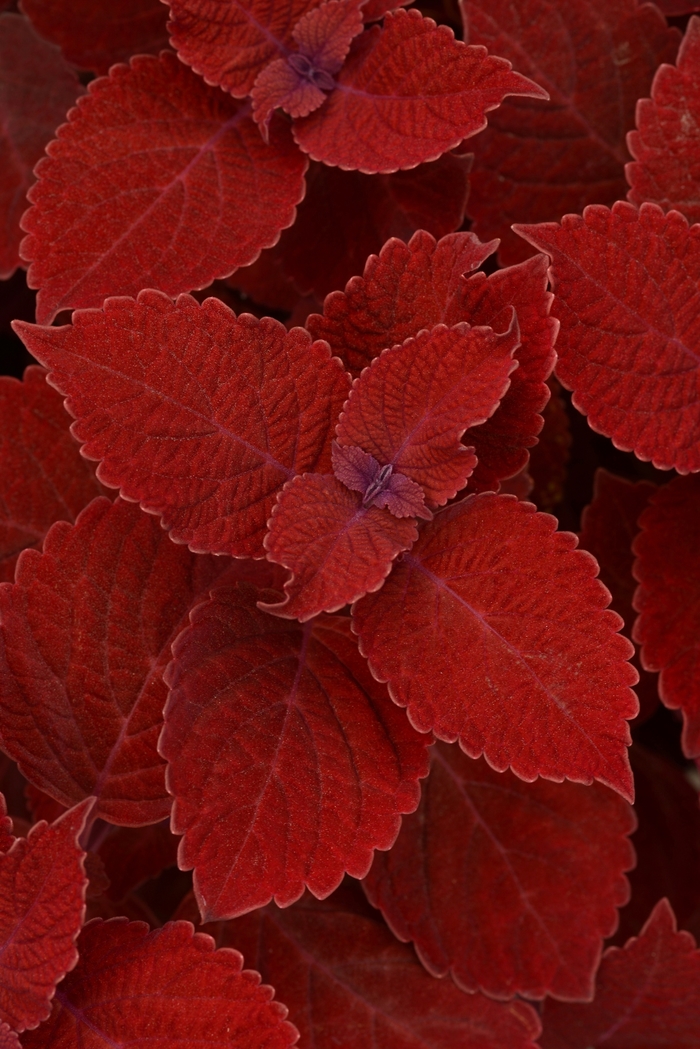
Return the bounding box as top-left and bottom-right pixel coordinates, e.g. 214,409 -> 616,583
632,474 -> 700,758
293,8 -> 548,173
20,53 -> 308,325
161,586 -> 430,919
0,798 -> 92,1033
516,202 -> 700,473
0,497 -> 225,825
15,292 -> 350,558
20,918 -> 298,1049
539,899 -> 700,1048
462,0 -> 680,263
364,742 -> 635,1002
0,367 -> 105,583
0,13 -> 82,279
353,494 -> 638,800
627,16 -> 700,226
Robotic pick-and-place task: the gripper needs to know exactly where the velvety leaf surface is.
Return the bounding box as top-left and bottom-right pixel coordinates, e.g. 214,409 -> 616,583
337,322 -> 519,505
517,202 -> 700,473
540,899 -> 700,1048
364,742 -> 635,1001
633,473 -> 700,757
0,798 -> 92,1032
0,1025 -> 19,1049
0,497 -> 225,825
263,474 -> 418,620
15,292 -> 350,558
654,0 -> 700,12
20,918 -> 298,1049
161,585 -> 430,919
0,13 -> 82,279
293,9 -> 548,173
20,0 -> 170,74
462,0 -> 680,264
627,17 -> 700,226
20,53 -> 308,325
353,494 -> 638,799
0,367 -> 105,584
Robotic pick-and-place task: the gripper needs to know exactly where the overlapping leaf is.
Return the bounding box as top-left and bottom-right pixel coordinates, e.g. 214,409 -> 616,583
462,0 -> 680,263
632,474 -> 700,757
540,899 -> 700,1048
353,494 -> 638,799
15,292 -> 350,558
0,795 -> 12,854
161,584 -> 430,920
20,918 -> 298,1049
0,497 -> 225,825
655,0 -> 700,11
20,53 -> 308,325
97,822 -> 179,903
517,202 -> 700,473
0,14 -> 82,279
527,376 -> 571,511
0,798 -> 92,1033
293,8 -> 548,173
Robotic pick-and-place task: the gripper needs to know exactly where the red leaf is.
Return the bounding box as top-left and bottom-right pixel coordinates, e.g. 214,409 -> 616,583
527,376 -> 571,512
517,202 -> 700,473
331,443 -> 431,518
20,918 -> 298,1049
20,0 -> 170,74
353,494 -> 638,799
14,293 -> 350,558
0,497 -> 225,825
0,795 -> 13,854
24,785 -> 65,826
0,13 -> 82,280
627,17 -> 700,226
263,474 -> 418,620
633,474 -> 700,758
20,53 -> 308,325
361,0 -> 412,19
98,822 -> 179,902
0,367 -> 105,584
462,0 -> 680,264
0,798 -> 92,1033
365,742 -> 635,1001
0,1026 -> 19,1049
293,8 -> 547,173
654,0 -> 700,12
161,586 -> 430,919
337,321 -> 519,505
540,899 -> 700,1048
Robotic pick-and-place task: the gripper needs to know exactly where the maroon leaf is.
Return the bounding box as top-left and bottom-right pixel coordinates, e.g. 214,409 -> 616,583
462,0 -> 680,264
331,443 -> 431,518
0,795 -> 13,854
0,798 -> 92,1033
161,585 -> 430,919
540,899 -> 700,1048
20,52 -> 308,325
364,742 -> 635,1001
0,497 -> 225,825
654,0 -> 700,12
15,293 -> 350,559
293,8 -> 548,173
353,494 -> 638,800
0,1026 -> 19,1049
633,474 -> 700,758
517,202 -> 700,473
527,376 -> 571,511
96,822 -> 178,902
20,918 -> 298,1049
0,13 -> 82,279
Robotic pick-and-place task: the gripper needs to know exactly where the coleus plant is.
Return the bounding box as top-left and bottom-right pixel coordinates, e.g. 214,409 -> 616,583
0,0 -> 699,1044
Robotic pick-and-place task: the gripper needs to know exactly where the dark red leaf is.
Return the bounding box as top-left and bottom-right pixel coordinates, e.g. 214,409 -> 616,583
0,497 -> 225,825
0,13 -> 82,279
24,785 -> 65,826
98,822 -> 179,902
353,494 -> 638,799
540,899 -> 700,1048
627,16 -> 700,226
0,367 -> 105,584
364,741 -> 635,1001
0,795 -> 13,854
15,292 -> 350,558
653,0 -> 700,12
20,53 -> 308,325
633,473 -> 700,757
362,0 -> 413,20
0,1025 -> 19,1049
517,202 -> 700,473
161,585 -> 430,919
21,918 -> 298,1049
462,0 -> 680,264
292,0 -> 364,71
20,0 -> 170,74
0,798 -> 92,1033
293,8 -> 547,173
263,474 -> 418,620
527,376 -> 571,512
